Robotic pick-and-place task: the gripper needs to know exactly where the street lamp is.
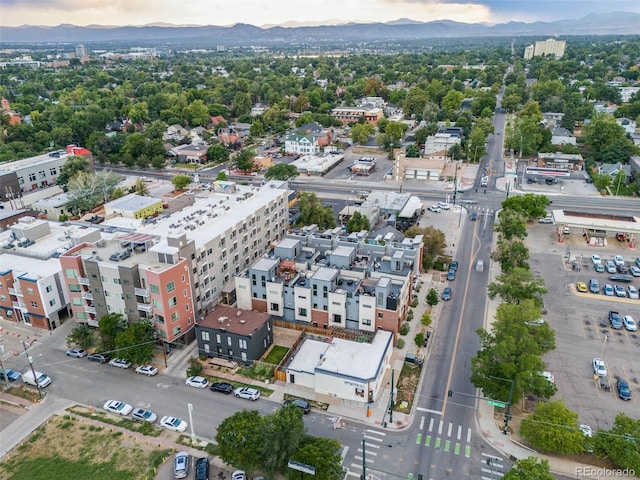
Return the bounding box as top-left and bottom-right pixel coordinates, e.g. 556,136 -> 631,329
187,403 -> 195,443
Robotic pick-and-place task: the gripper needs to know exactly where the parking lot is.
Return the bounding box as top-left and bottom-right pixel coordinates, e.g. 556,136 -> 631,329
526,224 -> 639,431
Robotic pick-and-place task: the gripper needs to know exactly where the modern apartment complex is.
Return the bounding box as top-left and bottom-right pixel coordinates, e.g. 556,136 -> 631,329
524,39 -> 566,60
235,226 -> 423,340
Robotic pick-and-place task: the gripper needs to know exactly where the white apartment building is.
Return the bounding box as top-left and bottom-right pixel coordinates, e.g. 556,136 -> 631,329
524,39 -> 566,59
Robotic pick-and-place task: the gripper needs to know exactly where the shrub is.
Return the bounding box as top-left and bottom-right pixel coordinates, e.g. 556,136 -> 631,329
400,322 -> 410,336
414,332 -> 425,347
426,288 -> 439,306
186,357 -> 203,377
421,313 -> 432,327
396,339 -> 405,349
410,298 -> 419,308
406,309 -> 414,321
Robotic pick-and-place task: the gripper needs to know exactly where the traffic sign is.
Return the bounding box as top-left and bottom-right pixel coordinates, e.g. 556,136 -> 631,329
488,400 -> 506,408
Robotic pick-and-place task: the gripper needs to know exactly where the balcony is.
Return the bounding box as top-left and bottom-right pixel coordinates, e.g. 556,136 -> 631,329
134,288 -> 149,297
137,303 -> 153,313
78,277 -> 90,286
8,288 -> 23,296
84,305 -> 97,314
12,301 -> 28,312
81,292 -> 94,301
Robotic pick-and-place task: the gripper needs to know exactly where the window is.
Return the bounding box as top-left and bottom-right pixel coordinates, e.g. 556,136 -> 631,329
155,314 -> 165,324
216,334 -> 221,344
166,281 -> 175,293
39,170 -> 46,179
152,299 -> 161,308
227,337 -> 232,346
49,299 -> 56,307
168,296 -> 177,307
377,312 -> 383,318
333,314 -> 342,324
65,269 -> 78,279
298,307 -> 307,317
104,290 -> 112,297
150,284 -> 160,294
113,278 -> 121,285
362,318 -> 372,326
31,301 -> 38,308
29,173 -> 36,181
26,287 -> 34,294
50,167 -> 57,175
69,284 -> 81,292
239,339 -> 247,350
270,302 -> 279,312
0,295 -> 6,301
201,331 -> 210,341
172,326 -> 181,336
171,311 -> 179,322
45,285 -> 53,293
101,275 -> 108,283
183,289 -> 188,297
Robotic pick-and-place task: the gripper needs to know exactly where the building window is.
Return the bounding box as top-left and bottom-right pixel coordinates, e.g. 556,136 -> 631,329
239,339 -> 247,350
227,337 -> 232,346
171,311 -> 179,322
150,284 -> 160,294
204,344 -> 210,353
101,275 -> 108,283
113,278 -> 121,285
362,318 -> 372,326
201,331 -> 210,341
39,170 -> 46,179
50,167 -> 57,175
355,387 -> 365,398
152,299 -> 161,308
49,299 -> 56,307
29,173 -> 36,181
270,302 -> 279,312
172,326 -> 181,336
298,308 -> 307,317
377,312 -> 383,318
184,289 -> 188,297
45,285 -> 53,293
168,296 -> 177,307
216,334 -> 221,344
65,269 -> 78,279
333,314 -> 342,324
155,314 -> 165,324
166,281 -> 175,292
31,301 -> 38,308
69,284 -> 81,292
26,287 -> 34,294
104,290 -> 112,297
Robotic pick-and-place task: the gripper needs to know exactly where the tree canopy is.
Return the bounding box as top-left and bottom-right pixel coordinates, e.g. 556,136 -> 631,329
519,401 -> 585,455
296,192 -> 336,230
502,194 -> 550,222
404,225 -> 446,270
488,267 -> 547,307
264,163 -> 299,180
171,174 -> 192,190
346,211 -> 370,233
502,457 -> 555,480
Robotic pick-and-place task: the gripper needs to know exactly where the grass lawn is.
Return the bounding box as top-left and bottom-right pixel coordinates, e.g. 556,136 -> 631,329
0,415 -> 171,480
263,345 -> 289,365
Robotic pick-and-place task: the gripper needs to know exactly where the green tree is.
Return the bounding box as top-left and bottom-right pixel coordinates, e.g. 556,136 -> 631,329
232,92 -> 252,118
261,403 -> 307,474
385,121 -> 407,142
56,156 -> 91,191
502,457 -> 555,480
296,192 -> 336,230
584,113 -> 626,160
494,210 -> 528,240
208,144 -> 230,164
215,410 -> 266,472
233,148 -> 256,174
128,101 -> 150,124
502,194 -> 550,222
66,324 -> 96,350
265,163 -> 299,180
346,211 -> 370,233
441,90 -> 464,115
351,123 -> 373,144
114,320 -> 156,365
66,171 -> 101,215
185,99 -> 210,127
414,332 -> 425,347
406,144 -> 421,158
216,171 -> 228,181
404,225 -> 446,270
250,119 -> 265,138
122,132 -> 148,160
98,313 -> 127,352
290,437 -> 344,480
520,401 -> 585,455
426,288 -> 439,306
593,413 -> 640,472
171,174 -> 192,190
488,268 -> 547,307
491,239 -> 530,273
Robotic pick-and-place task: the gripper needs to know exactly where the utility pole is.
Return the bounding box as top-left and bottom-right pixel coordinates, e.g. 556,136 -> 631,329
361,439 -> 367,480
22,340 -> 42,399
0,348 -> 10,389
388,369 -> 395,425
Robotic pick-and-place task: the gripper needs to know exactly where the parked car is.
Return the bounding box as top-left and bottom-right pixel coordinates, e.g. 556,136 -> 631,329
562,226 -> 570,234
609,311 -> 623,329
234,387 -> 260,401
131,408 -> 157,423
616,379 -> 632,401
540,371 -> 555,384
283,398 -> 311,414
603,284 -> 614,296
174,451 -> 190,479
0,369 -> 21,382
636,257 -> 640,268
579,424 -> 593,438
442,287 -> 451,301
210,382 -> 234,394
594,263 -> 605,273
538,217 -> 553,224
614,255 -> 625,267
108,358 -> 132,369
623,315 -> 637,332
617,264 -> 629,274
614,284 -> 626,298
630,266 -> 640,277
576,282 -> 588,293
428,205 -> 442,213
447,269 -> 455,281
592,358 -> 607,377
437,202 -> 451,210
627,285 -> 639,299
525,318 -> 545,327
605,261 -> 617,274
66,348 -> 88,358
135,365 -> 158,376
470,212 -> 478,221
195,457 -> 210,480
185,376 -> 209,389
588,278 -> 600,294
103,400 -> 133,416
232,471 -> 246,480
160,416 -> 188,432
450,260 -> 458,271
87,353 -> 110,363
591,255 -> 602,266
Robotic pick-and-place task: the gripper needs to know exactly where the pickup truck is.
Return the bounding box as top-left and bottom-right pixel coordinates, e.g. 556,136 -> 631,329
608,311 -> 623,329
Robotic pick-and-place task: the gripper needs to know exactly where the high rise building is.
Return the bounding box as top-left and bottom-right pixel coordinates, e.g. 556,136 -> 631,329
524,39 -> 566,59
75,44 -> 88,61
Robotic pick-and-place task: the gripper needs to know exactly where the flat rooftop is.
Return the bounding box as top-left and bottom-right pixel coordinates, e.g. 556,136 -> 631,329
0,151 -> 69,173
199,304 -> 270,336
105,193 -> 160,212
292,154 -> 344,174
552,210 -> 640,234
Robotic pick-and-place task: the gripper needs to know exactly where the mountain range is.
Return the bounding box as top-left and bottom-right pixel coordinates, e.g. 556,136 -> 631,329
2,12 -> 639,44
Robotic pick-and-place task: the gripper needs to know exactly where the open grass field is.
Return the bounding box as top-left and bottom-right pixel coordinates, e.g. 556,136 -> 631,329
0,414 -> 172,480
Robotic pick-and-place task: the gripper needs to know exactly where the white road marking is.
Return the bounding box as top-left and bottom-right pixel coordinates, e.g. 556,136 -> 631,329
420,416 -> 425,430
438,420 -> 444,435
428,418 -> 434,432
416,407 -> 442,415
457,425 -> 462,440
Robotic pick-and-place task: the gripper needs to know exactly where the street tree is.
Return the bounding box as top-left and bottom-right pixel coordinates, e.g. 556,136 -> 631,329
216,171 -> 227,181
404,225 -> 446,270
208,144 -> 229,164
494,210 -> 528,240
491,239 -> 530,273
593,413 -> 640,472
98,313 -> 128,352
171,174 -> 192,190
426,288 -> 439,307
502,457 -> 555,480
66,171 -> 100,215
114,320 -> 156,365
351,123 -> 373,144
185,99 -> 210,127
406,144 -> 421,158
56,156 -> 91,191
468,125 -> 487,162
66,324 -> 96,350
122,132 -> 147,160
471,301 -> 556,405
502,194 -> 550,222
346,211 -> 370,233
216,410 -> 266,472
134,178 -> 149,196
520,401 -> 585,455
265,163 -> 299,180
289,437 -> 344,480
233,148 -> 256,174
250,119 -> 265,138
488,267 -> 547,307
296,192 -> 336,229
261,403 -> 306,474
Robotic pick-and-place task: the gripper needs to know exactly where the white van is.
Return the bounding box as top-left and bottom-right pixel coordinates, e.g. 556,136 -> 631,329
22,370 -> 52,388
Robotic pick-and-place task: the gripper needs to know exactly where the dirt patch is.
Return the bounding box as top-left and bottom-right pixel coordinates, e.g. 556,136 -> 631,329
394,362 -> 420,413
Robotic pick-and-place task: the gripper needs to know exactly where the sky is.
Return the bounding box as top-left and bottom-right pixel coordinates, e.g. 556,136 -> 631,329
2,0 -> 640,27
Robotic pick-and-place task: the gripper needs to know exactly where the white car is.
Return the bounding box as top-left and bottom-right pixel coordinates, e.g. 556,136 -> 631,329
185,376 -> 209,389
131,407 -> 157,423
591,255 -> 602,266
525,318 -> 545,326
614,255 -> 625,267
233,387 -> 261,401
135,365 -> 158,376
437,202 -> 451,210
160,415 -> 188,432
540,371 -> 555,384
66,348 -> 88,358
592,358 -> 607,377
232,471 -> 246,480
605,261 -> 617,274
108,358 -> 132,369
623,315 -> 637,332
428,205 -> 442,213
103,400 -> 133,416
630,266 -> 640,277
627,285 -> 639,299
579,424 -> 593,438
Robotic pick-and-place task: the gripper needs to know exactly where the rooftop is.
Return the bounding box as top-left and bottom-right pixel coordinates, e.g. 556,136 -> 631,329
0,150 -> 69,173
105,193 -> 161,212
198,304 -> 270,336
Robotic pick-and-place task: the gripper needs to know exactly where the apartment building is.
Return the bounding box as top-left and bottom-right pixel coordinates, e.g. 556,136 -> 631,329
284,134 -> 321,156
330,107 -> 384,126
235,227 -> 423,340
524,39 -> 566,60
0,217 -> 101,330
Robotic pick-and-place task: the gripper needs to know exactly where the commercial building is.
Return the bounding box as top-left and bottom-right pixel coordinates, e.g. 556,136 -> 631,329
284,134 -> 321,156
330,107 -> 384,126
234,227 -> 422,339
104,194 -> 164,220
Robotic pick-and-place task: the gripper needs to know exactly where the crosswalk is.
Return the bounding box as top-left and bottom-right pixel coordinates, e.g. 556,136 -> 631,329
415,415 -> 473,458
345,429 -> 387,479
480,453 -> 506,480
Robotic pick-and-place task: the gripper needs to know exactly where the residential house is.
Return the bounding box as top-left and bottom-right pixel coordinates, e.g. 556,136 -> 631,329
169,143 -> 209,164
195,305 -> 272,365
294,122 -> 332,150
616,118 -> 637,136
163,124 -> 190,141
629,156 -> 640,178
598,163 -> 632,183
209,116 -> 227,128
356,97 -> 386,109
1,98 -> 21,125
250,104 -> 269,117
423,133 -> 461,155
550,127 -> 576,146
542,112 -> 565,129
619,87 -> 640,103
285,134 -> 321,156
32,193 -> 74,220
